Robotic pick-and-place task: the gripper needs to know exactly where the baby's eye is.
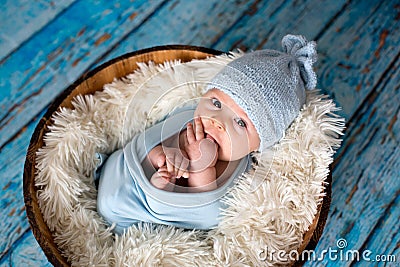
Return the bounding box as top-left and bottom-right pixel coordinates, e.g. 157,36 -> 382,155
212,98 -> 222,108
236,118 -> 247,128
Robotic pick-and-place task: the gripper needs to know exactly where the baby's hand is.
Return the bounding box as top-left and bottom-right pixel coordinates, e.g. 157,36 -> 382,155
185,118 -> 218,172
147,145 -> 167,168
150,166 -> 175,190
162,147 -> 190,178
147,145 -> 189,178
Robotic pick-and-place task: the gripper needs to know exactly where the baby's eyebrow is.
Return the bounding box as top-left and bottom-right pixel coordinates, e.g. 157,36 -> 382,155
235,109 -> 249,120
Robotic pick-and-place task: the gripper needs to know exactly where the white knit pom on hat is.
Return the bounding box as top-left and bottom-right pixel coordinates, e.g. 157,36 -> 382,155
205,34 -> 318,151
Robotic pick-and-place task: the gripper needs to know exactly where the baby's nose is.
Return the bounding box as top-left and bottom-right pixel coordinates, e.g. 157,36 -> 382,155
211,118 -> 225,131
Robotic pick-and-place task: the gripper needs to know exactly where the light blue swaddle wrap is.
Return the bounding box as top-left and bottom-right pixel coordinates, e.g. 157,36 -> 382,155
96,106 -> 251,234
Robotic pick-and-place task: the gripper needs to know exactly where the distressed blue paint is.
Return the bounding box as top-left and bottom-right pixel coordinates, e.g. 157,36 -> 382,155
352,194 -> 400,266
92,0 -> 260,67
1,0 -> 399,266
0,0 -> 76,61
303,53 -> 400,267
0,0 -> 166,148
0,230 -> 52,267
316,0 -> 399,119
212,0 -> 348,51
0,109 -> 45,259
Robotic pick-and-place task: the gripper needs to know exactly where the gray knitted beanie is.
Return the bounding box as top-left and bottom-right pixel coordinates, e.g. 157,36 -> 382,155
205,34 -> 317,151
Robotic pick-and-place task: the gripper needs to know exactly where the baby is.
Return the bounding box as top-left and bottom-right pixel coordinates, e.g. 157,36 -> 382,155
96,34 -> 317,233
147,87 -> 261,193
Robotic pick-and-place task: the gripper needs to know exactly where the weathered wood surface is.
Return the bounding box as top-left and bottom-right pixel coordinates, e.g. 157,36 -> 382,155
0,0 -> 399,265
0,0 -> 166,147
0,0 -> 76,62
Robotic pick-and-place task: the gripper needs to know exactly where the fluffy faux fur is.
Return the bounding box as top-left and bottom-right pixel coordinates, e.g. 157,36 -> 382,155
35,52 -> 344,266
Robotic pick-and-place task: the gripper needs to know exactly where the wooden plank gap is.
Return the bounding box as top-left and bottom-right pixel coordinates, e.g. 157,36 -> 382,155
210,0 -> 266,50
340,220 -> 355,237
87,0 -> 170,70
345,184 -> 358,204
313,0 -> 351,41
0,0 -> 78,63
0,88 -> 43,133
168,0 -> 179,11
348,0 -> 386,42
331,51 -> 400,169
0,105 -> 46,153
355,127 -> 379,157
356,192 -> 400,254
0,227 -> 34,263
386,106 -> 400,144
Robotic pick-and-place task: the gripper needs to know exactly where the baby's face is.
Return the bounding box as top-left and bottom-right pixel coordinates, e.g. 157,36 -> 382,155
194,88 -> 260,161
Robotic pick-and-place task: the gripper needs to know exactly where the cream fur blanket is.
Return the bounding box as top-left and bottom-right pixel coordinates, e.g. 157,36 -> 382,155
35,52 -> 344,266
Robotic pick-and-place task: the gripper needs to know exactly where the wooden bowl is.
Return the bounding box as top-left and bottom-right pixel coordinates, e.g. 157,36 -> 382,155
23,45 -> 331,266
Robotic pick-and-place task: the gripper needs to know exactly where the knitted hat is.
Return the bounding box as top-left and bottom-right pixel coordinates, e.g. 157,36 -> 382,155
205,34 -> 317,151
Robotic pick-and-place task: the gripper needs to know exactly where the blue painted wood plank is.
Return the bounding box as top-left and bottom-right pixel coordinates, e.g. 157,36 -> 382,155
303,53 -> 400,266
0,0 -> 76,61
0,110 -> 45,259
0,0 -> 166,148
316,0 -> 400,119
91,0 -> 260,67
352,194 -> 399,266
0,230 -> 52,267
211,0 -> 347,51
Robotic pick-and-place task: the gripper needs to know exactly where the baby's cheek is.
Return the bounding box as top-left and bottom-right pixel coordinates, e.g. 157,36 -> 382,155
217,148 -> 231,161
218,141 -> 234,161
199,139 -> 218,164
194,102 -> 207,116
226,135 -> 252,160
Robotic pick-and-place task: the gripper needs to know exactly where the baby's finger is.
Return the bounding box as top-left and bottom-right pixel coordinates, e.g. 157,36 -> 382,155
176,161 -> 186,178
157,154 -> 166,168
195,117 -> 204,140
182,171 -> 189,179
174,157 -> 183,178
158,165 -> 168,172
166,157 -> 175,174
181,157 -> 189,173
186,122 -> 196,143
177,169 -> 186,179
158,170 -> 169,176
159,172 -> 171,180
157,167 -> 170,177
179,157 -> 189,178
